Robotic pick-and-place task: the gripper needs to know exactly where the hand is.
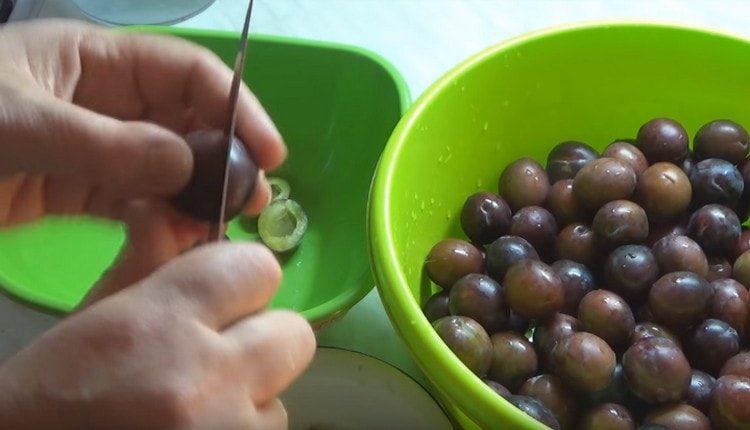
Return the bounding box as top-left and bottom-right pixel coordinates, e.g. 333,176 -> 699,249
0,18 -> 285,223
0,19 -> 315,429
0,242 -> 316,430
0,18 -> 287,300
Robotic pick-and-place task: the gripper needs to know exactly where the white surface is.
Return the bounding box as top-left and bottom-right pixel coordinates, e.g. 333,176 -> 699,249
14,0 -> 750,99
281,348 -> 452,430
140,0 -> 750,99
3,0 -> 750,376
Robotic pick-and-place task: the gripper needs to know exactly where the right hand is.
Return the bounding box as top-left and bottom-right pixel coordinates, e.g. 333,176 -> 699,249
0,242 -> 316,430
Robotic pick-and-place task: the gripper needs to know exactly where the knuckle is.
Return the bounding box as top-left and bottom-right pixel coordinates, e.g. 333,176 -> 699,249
96,122 -> 186,194
111,314 -> 143,338
92,125 -> 145,186
193,47 -> 229,81
197,46 -> 223,67
153,380 -> 198,428
77,309 -> 150,354
198,243 -> 281,292
254,399 -> 287,430
278,311 -> 315,344
141,127 -> 192,194
288,313 -> 316,357
155,243 -> 283,313
276,401 -> 289,430
260,311 -> 316,360
238,243 -> 282,285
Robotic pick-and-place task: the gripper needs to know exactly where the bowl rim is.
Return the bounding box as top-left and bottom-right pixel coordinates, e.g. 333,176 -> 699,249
284,345 -> 453,428
368,19 -> 750,428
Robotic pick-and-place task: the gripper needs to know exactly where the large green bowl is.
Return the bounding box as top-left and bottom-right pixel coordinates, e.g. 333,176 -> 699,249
369,22 -> 750,429
0,27 -> 408,325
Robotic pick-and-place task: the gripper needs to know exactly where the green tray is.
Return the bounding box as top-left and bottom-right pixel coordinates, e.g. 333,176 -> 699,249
0,27 -> 409,324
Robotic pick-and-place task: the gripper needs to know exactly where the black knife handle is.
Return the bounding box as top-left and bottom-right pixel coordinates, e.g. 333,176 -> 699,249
0,0 -> 14,23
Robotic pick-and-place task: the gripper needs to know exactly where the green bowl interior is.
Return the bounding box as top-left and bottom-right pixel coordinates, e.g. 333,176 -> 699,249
370,22 -> 750,429
0,27 -> 408,324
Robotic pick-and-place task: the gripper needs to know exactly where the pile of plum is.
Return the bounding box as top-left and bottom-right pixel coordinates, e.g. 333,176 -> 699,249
423,118 -> 750,429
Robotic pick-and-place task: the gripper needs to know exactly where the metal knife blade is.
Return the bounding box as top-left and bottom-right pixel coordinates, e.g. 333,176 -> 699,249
208,0 -> 255,241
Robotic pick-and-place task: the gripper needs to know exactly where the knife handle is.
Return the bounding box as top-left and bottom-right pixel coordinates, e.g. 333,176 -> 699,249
0,0 -> 14,23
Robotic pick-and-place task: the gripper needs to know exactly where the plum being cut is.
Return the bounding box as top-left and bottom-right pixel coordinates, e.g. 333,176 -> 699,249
172,130 -> 258,222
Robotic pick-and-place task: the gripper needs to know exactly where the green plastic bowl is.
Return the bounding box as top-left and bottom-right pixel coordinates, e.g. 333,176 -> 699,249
0,27 -> 408,325
369,21 -> 750,429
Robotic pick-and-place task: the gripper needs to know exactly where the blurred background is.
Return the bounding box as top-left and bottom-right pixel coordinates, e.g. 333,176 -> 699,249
7,0 -> 750,98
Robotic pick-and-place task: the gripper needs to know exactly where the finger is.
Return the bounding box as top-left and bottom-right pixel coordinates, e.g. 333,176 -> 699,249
81,201 -> 206,307
0,89 -> 193,197
75,30 -> 287,171
42,174 -> 91,216
185,392 -> 283,430
181,49 -> 287,171
144,242 -> 282,328
253,399 -> 288,430
223,310 -> 316,404
244,171 -> 272,216
0,174 -> 24,224
2,175 -> 44,227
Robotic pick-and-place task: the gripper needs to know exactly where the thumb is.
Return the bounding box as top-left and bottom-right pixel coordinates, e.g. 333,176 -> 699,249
80,200 -> 207,308
0,88 -> 193,197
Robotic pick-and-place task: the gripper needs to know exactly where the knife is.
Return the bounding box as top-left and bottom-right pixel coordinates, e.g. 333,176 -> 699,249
208,0 -> 255,241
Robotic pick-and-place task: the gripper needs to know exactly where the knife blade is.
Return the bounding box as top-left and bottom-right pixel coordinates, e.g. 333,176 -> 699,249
208,0 -> 255,241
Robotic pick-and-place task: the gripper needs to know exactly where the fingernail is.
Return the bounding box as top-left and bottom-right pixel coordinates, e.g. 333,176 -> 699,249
258,114 -> 287,170
145,130 -> 193,195
242,171 -> 271,217
261,170 -> 272,206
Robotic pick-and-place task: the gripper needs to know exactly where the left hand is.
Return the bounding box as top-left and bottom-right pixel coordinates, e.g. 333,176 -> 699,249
0,19 -> 287,302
